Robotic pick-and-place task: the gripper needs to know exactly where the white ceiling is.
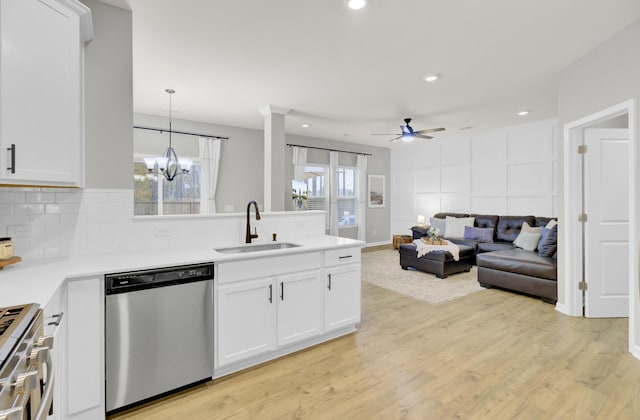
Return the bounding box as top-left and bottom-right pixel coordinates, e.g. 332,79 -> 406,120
100,0 -> 640,147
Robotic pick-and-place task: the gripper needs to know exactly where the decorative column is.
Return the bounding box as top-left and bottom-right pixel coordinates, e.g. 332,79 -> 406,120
259,104 -> 290,212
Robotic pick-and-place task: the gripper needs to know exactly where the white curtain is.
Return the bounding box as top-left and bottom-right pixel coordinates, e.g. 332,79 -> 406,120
199,137 -> 221,214
356,154 -> 367,241
329,151 -> 339,236
292,146 -> 307,183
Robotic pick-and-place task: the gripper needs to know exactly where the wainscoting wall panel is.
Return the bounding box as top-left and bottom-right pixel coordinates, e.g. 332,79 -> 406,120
390,118 -> 558,234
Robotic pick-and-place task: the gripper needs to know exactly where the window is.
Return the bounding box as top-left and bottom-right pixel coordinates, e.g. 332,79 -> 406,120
304,165 -> 327,211
337,167 -> 356,227
133,156 -> 201,216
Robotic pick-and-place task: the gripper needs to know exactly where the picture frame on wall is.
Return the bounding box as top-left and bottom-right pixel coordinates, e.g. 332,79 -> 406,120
368,174 -> 385,208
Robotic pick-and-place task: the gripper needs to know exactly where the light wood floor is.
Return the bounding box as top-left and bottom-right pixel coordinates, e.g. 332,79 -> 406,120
110,265 -> 640,419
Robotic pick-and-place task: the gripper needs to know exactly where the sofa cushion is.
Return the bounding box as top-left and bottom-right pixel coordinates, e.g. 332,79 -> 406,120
496,215 -> 536,242
470,214 -> 499,231
433,212 -> 470,219
537,225 -> 558,257
477,241 -> 515,253
534,217 -> 557,228
463,226 -> 494,243
476,249 -> 557,280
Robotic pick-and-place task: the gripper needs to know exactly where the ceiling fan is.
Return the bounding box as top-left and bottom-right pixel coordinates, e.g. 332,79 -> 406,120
372,118 -> 445,142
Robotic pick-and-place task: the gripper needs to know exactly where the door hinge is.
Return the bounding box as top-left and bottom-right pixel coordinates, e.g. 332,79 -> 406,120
578,145 -> 587,154
579,281 -> 588,291
578,213 -> 588,223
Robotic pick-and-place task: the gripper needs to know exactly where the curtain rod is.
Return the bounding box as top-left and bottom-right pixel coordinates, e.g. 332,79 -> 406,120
133,125 -> 229,140
286,143 -> 372,156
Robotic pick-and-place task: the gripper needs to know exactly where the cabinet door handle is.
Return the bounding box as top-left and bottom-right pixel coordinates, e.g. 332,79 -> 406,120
280,281 -> 284,301
327,274 -> 332,290
339,255 -> 353,260
47,312 -> 64,326
268,284 -> 273,303
7,144 -> 15,174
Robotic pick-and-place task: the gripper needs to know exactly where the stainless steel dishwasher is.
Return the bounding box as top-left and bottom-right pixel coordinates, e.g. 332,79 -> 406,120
105,263 -> 214,414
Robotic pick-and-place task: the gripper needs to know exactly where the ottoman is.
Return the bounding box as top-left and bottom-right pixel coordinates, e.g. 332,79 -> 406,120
399,243 -> 474,278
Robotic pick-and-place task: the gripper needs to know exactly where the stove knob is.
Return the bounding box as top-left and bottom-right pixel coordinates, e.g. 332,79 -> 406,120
37,335 -> 54,349
0,407 -> 23,420
29,346 -> 49,365
14,371 -> 37,394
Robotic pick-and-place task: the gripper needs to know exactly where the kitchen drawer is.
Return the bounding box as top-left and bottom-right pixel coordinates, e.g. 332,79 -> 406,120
217,252 -> 322,283
324,247 -> 361,267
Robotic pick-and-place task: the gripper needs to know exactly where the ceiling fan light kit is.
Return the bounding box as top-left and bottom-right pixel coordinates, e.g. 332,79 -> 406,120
375,117 -> 446,143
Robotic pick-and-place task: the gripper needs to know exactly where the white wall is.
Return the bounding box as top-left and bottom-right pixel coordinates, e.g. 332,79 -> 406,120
390,118 -> 558,235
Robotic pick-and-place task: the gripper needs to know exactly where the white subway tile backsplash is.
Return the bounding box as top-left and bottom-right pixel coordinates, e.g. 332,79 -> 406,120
0,204 -> 12,215
0,188 -> 327,260
15,204 -> 45,215
45,203 -> 76,214
0,192 -> 25,203
25,192 -> 56,204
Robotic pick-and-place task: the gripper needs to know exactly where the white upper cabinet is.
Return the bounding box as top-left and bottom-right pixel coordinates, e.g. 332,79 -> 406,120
0,0 -> 92,186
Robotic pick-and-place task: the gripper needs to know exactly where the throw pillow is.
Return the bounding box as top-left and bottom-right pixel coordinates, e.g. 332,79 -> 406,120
444,216 -> 475,238
463,226 -> 494,243
545,219 -> 558,229
521,221 -> 541,234
513,231 -> 541,251
537,225 -> 558,257
429,217 -> 446,237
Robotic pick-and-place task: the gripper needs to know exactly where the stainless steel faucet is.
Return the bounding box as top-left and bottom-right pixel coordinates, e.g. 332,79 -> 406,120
245,201 -> 261,243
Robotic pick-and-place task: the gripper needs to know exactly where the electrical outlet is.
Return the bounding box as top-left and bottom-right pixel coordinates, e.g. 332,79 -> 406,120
373,229 -> 377,235
8,225 -> 32,238
224,205 -> 234,212
154,227 -> 172,238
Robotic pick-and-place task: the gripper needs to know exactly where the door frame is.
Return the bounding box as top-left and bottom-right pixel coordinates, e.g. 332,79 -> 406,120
561,99 -> 639,357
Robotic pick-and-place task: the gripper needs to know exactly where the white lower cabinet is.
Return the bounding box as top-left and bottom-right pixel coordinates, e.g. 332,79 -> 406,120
65,277 -> 104,419
216,269 -> 323,367
325,264 -> 361,331
215,248 -> 361,375
276,270 -> 323,346
217,277 -> 276,366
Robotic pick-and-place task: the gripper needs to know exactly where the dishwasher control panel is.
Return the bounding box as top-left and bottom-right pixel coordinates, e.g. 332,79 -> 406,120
105,263 -> 214,295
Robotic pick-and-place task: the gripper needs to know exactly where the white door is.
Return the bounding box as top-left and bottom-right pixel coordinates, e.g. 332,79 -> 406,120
276,270 -> 323,346
584,128 -> 630,318
325,264 -> 361,331
217,278 -> 276,366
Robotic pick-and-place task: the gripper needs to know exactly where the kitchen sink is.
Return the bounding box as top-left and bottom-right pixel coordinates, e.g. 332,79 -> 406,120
214,242 -> 301,254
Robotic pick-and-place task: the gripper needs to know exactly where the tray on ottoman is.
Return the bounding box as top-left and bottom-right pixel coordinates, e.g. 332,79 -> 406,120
399,243 -> 474,278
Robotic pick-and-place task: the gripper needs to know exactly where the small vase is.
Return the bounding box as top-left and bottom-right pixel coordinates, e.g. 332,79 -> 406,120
294,199 -> 304,211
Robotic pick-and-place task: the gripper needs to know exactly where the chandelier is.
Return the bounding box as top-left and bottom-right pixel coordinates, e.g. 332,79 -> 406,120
143,89 -> 192,181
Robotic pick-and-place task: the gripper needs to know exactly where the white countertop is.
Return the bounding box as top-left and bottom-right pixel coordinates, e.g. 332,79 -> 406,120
0,236 -> 364,308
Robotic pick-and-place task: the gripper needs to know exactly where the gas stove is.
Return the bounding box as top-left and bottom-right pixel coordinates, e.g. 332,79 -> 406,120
0,303 -> 53,420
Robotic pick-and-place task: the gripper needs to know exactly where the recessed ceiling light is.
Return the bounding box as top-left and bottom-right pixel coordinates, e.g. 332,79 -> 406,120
348,0 -> 366,10
518,110 -> 529,116
423,74 -> 439,82
302,123 -> 310,128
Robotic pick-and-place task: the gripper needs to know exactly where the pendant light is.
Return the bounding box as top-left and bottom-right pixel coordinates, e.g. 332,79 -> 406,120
143,89 -> 192,181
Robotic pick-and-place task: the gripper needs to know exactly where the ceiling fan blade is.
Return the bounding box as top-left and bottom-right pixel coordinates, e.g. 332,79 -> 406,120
415,134 -> 434,140
389,136 -> 402,142
415,127 -> 446,135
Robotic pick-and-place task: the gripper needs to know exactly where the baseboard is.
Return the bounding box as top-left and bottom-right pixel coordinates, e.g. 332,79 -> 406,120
555,302 -> 570,315
364,240 -> 392,248
630,343 -> 640,360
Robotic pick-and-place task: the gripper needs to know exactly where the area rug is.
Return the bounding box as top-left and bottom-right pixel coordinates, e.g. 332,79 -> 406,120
361,249 -> 485,304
